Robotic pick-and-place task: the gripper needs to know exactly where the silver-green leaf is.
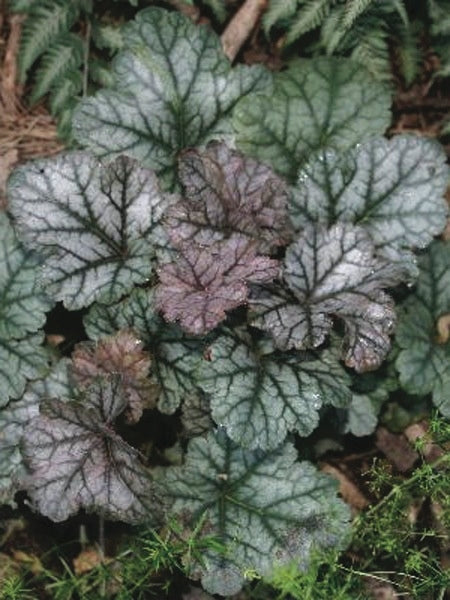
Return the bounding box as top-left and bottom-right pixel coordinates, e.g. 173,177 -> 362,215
233,57 -> 391,182
0,335 -> 49,403
198,331 -> 351,449
251,224 -> 405,372
73,8 -> 271,187
0,212 -> 51,340
161,430 -> 351,596
0,359 -> 73,507
8,152 -> 172,309
84,288 -> 203,413
290,136 -> 449,258
396,241 -> 450,416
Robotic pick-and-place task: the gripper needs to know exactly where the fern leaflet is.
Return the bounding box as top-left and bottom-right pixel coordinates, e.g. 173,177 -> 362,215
29,34 -> 84,104
263,0 -> 298,35
285,0 -> 333,46
18,0 -> 86,81
341,0 -> 374,30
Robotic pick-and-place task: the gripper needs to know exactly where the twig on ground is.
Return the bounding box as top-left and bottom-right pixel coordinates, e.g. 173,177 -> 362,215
221,0 -> 267,62
0,14 -> 24,115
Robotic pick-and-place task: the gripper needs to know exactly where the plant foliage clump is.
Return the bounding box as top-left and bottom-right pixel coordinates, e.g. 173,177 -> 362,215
1,5 -> 449,597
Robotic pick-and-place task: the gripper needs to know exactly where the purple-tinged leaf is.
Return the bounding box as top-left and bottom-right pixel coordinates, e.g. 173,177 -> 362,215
165,142 -> 292,252
337,291 -> 396,372
155,236 -> 279,335
22,377 -> 162,523
251,224 -> 404,371
71,329 -> 159,423
249,284 -> 332,350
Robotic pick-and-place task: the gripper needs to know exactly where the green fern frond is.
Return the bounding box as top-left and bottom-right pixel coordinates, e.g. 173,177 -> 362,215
48,71 -> 83,116
321,4 -> 346,54
89,58 -> 115,88
91,23 -> 124,52
55,102 -> 78,139
349,22 -> 391,81
285,0 -> 332,46
202,0 -> 228,23
8,0 -> 37,13
341,0 -> 374,30
390,0 -> 409,27
263,0 -> 298,34
18,0 -> 84,81
428,0 -> 450,35
29,33 -> 84,104
396,24 -> 423,87
441,118 -> 450,135
433,42 -> 450,77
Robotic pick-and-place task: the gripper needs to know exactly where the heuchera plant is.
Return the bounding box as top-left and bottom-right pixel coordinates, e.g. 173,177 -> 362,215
1,7 -> 449,596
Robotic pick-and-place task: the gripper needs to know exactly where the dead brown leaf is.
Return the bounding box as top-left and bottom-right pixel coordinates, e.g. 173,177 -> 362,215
73,547 -> 109,575
12,549 -> 43,574
321,462 -> 369,512
375,427 -> 418,472
404,421 -> 443,463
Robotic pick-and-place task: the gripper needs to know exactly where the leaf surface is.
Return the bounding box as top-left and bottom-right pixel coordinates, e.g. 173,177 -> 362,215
0,360 -> 72,506
22,376 -> 162,522
0,212 -> 51,339
73,8 -> 270,186
166,142 -> 292,252
155,236 -> 279,335
181,391 -> 213,438
161,430 -> 351,596
251,224 -> 403,371
396,241 -> 450,415
8,152 -> 172,309
233,57 -> 391,181
198,332 -> 351,449
290,136 -> 449,258
0,335 -> 49,403
71,329 -> 158,423
84,288 -> 203,413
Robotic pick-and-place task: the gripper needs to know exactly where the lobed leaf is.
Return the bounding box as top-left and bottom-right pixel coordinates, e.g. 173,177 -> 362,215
343,368 -> 398,437
155,235 -> 279,336
8,152 -> 173,309
166,142 -> 292,252
396,241 -> 450,415
198,331 -> 351,449
84,288 -> 204,413
161,430 -> 351,596
71,329 -> 159,423
73,8 -> 271,187
0,335 -> 49,404
233,57 -> 391,182
22,376 -> 163,523
0,360 -> 72,506
0,212 -> 51,340
290,136 -> 449,260
251,224 -> 404,371
181,391 -> 214,438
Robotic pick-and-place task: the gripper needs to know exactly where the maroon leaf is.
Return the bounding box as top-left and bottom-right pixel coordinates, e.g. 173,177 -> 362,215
155,235 -> 279,335
71,329 -> 159,423
166,142 -> 292,252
